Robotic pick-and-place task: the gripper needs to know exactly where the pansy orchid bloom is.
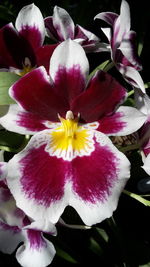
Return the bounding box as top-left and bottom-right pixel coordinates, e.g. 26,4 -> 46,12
0,3 -> 56,74
45,5 -> 109,53
94,0 -> 145,92
0,40 -> 146,226
0,160 -> 56,267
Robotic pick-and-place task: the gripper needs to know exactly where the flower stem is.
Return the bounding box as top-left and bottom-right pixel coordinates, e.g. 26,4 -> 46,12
123,189 -> 150,206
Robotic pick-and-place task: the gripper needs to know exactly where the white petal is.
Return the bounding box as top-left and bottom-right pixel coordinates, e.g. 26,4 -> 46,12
16,231 -> 56,267
49,39 -> 89,81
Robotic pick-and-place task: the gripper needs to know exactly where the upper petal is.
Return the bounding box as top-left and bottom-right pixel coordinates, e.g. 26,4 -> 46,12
50,39 -> 89,103
52,6 -> 75,41
15,3 -> 45,50
72,70 -> 127,122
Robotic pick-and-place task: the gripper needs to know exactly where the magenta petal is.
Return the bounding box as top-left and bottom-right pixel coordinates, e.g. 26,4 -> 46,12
72,70 -> 127,122
36,44 -> 58,73
10,67 -> 69,121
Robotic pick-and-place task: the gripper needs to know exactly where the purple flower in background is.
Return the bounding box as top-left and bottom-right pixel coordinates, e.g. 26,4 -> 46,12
94,0 -> 145,92
0,3 -> 56,74
0,161 -> 56,267
45,6 -> 109,53
0,40 -> 146,226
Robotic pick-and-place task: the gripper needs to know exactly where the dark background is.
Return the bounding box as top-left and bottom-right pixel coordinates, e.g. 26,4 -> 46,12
0,0 -> 150,266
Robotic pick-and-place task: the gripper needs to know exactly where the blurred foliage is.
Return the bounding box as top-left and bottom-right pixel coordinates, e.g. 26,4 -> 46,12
0,0 -> 150,266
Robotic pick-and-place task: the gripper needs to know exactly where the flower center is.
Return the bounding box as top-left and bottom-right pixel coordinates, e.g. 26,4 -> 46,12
45,111 -> 95,161
18,57 -> 34,77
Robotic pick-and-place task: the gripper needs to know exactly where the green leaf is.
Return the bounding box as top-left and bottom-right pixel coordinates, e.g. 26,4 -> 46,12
139,264 -> 150,267
88,60 -> 111,80
0,72 -> 20,105
0,5 -> 15,21
123,190 -> 150,206
0,130 -> 24,152
56,246 -> 78,264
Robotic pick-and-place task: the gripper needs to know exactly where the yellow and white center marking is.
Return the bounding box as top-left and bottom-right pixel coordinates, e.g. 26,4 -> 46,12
45,111 -> 95,161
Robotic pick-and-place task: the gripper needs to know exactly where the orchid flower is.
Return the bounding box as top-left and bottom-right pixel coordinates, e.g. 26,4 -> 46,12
0,160 -> 56,267
0,40 -> 146,226
94,0 -> 145,92
45,6 -> 109,53
0,3 -> 56,75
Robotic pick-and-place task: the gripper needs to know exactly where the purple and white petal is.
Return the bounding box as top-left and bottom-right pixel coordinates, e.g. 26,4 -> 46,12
94,12 -> 118,26
0,104 -> 48,135
97,106 -> 147,136
0,222 -> 23,254
113,0 -> 130,46
118,31 -> 142,70
118,64 -> 146,93
50,39 -> 89,103
52,6 -> 75,41
75,25 -> 100,42
7,129 -> 130,226
15,3 -> 45,50
142,154 -> 150,175
16,230 -> 56,267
